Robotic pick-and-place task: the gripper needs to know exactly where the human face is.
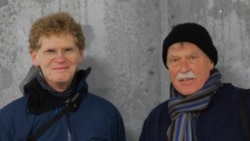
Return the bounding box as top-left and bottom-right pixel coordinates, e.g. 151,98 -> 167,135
30,33 -> 83,92
167,42 -> 214,96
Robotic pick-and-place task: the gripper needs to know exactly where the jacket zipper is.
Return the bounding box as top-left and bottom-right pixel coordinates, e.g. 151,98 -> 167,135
66,114 -> 72,141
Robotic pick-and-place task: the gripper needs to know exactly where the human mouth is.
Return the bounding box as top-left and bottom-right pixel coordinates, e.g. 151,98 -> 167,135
179,77 -> 194,81
53,66 -> 68,71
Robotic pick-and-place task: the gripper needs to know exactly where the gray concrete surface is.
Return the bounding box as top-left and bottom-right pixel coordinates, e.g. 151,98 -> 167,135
0,0 -> 250,140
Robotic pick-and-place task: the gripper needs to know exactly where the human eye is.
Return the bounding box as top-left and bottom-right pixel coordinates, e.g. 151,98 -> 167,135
43,49 -> 56,59
190,55 -> 197,59
168,57 -> 180,66
64,47 -> 76,54
171,58 -> 179,62
44,49 -> 56,54
187,54 -> 198,63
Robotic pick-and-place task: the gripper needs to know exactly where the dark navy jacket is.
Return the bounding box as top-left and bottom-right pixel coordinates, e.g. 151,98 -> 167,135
139,84 -> 250,141
0,69 -> 126,141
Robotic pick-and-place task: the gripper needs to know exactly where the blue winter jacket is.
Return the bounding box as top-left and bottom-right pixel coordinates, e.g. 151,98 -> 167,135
0,68 -> 126,141
139,83 -> 250,141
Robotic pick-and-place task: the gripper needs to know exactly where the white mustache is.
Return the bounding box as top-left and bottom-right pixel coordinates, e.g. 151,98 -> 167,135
176,71 -> 196,81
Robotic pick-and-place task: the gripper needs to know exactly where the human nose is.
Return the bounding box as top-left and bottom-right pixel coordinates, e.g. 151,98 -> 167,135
54,51 -> 66,60
179,59 -> 190,72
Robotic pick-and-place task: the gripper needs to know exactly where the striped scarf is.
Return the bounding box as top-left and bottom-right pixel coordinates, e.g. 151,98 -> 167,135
167,69 -> 222,141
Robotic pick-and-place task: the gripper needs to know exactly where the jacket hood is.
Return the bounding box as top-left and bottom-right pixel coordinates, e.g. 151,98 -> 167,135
19,65 -> 39,94
22,66 -> 91,114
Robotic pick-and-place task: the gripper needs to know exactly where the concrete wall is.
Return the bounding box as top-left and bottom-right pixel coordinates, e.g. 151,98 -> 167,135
0,0 -> 249,140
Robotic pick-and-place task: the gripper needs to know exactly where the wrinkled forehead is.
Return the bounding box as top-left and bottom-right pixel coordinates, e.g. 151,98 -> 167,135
36,32 -> 77,49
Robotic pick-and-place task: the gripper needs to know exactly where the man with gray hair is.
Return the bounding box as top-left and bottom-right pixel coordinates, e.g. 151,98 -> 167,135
139,23 -> 250,141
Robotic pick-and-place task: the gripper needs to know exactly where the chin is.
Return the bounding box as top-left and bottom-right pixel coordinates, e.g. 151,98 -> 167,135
181,92 -> 195,97
177,88 -> 198,96
52,77 -> 70,83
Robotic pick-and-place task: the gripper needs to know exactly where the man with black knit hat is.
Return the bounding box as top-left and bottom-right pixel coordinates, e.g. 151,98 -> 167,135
139,23 -> 250,141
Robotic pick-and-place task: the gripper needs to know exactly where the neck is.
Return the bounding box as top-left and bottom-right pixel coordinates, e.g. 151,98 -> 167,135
48,82 -> 71,92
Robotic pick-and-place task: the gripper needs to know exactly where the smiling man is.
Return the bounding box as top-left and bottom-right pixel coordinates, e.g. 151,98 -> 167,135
0,12 -> 126,141
139,23 -> 250,141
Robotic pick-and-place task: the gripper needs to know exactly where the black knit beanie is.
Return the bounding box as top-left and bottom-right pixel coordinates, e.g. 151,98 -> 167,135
162,23 -> 218,69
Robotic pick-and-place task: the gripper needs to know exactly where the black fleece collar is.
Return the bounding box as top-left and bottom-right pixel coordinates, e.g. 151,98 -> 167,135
24,68 -> 91,114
